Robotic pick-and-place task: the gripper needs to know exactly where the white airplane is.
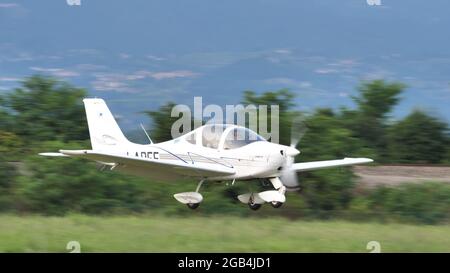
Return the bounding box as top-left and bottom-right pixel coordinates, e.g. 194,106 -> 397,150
40,98 -> 373,210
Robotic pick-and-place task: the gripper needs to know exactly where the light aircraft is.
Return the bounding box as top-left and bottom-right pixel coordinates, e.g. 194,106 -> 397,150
40,98 -> 373,210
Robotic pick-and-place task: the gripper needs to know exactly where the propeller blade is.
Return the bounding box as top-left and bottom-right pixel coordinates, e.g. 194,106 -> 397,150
290,115 -> 307,148
280,156 -> 300,191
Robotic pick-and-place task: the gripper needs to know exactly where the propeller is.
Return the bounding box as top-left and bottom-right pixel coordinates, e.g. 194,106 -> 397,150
280,116 -> 307,191
290,115 -> 308,149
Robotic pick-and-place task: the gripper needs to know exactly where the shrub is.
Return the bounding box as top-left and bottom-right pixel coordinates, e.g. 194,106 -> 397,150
367,182 -> 450,224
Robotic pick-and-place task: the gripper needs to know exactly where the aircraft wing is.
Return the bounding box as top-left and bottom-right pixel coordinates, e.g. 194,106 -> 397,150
291,157 -> 373,172
40,149 -> 235,178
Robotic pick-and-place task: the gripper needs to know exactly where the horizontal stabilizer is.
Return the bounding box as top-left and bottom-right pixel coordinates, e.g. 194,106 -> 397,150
38,152 -> 68,157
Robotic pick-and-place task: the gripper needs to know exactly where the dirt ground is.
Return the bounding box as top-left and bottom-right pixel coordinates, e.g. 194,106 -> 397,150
353,165 -> 450,188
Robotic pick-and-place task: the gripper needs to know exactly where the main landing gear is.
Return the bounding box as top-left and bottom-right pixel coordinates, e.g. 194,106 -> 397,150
248,203 -> 262,211
246,193 -> 265,210
238,177 -> 286,210
187,203 -> 200,210
270,201 -> 283,208
173,179 -> 205,209
174,177 -> 287,211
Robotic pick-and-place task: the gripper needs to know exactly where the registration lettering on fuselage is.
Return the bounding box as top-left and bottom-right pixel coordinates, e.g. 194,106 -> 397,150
135,151 -> 159,160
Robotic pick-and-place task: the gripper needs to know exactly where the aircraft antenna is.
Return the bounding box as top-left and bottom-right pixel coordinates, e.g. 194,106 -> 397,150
140,123 -> 153,144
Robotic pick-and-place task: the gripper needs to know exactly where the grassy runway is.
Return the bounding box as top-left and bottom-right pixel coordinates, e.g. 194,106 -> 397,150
0,214 -> 449,252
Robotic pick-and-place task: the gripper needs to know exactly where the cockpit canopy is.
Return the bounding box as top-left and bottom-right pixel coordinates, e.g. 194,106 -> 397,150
181,124 -> 266,150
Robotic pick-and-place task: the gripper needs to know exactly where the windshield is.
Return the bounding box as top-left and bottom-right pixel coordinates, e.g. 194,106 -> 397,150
223,128 -> 265,149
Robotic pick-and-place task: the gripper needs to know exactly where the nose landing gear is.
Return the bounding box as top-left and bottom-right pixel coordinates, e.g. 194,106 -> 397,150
265,177 -> 286,209
270,201 -> 283,208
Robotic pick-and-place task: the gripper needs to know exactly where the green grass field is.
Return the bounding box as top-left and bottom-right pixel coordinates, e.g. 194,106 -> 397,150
0,214 -> 449,252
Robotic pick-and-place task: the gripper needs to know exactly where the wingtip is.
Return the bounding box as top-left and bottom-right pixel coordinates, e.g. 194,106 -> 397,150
344,157 -> 374,163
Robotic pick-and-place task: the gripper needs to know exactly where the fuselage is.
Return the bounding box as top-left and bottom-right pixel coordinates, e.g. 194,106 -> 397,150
106,125 -> 299,182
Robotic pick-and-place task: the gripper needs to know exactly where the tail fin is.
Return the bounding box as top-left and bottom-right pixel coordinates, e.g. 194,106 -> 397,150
83,98 -> 130,151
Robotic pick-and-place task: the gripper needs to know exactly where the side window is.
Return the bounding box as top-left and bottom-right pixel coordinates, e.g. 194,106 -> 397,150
202,126 -> 222,149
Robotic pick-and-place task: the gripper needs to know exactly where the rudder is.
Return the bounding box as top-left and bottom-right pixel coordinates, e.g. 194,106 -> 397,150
83,98 -> 130,151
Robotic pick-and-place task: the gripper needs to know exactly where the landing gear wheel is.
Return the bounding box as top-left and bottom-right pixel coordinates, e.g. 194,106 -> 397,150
271,201 -> 283,208
187,203 -> 200,210
248,203 -> 262,211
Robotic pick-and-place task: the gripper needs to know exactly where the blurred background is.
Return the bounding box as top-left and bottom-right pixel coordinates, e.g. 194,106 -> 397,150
0,0 -> 450,252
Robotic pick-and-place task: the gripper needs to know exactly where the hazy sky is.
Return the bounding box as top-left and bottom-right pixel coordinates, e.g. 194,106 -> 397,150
1,0 -> 449,129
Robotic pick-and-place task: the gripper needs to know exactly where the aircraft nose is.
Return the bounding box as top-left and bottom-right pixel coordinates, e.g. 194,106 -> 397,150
286,146 -> 300,157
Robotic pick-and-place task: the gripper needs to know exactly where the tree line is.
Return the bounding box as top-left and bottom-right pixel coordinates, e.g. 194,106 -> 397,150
0,75 -> 449,223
